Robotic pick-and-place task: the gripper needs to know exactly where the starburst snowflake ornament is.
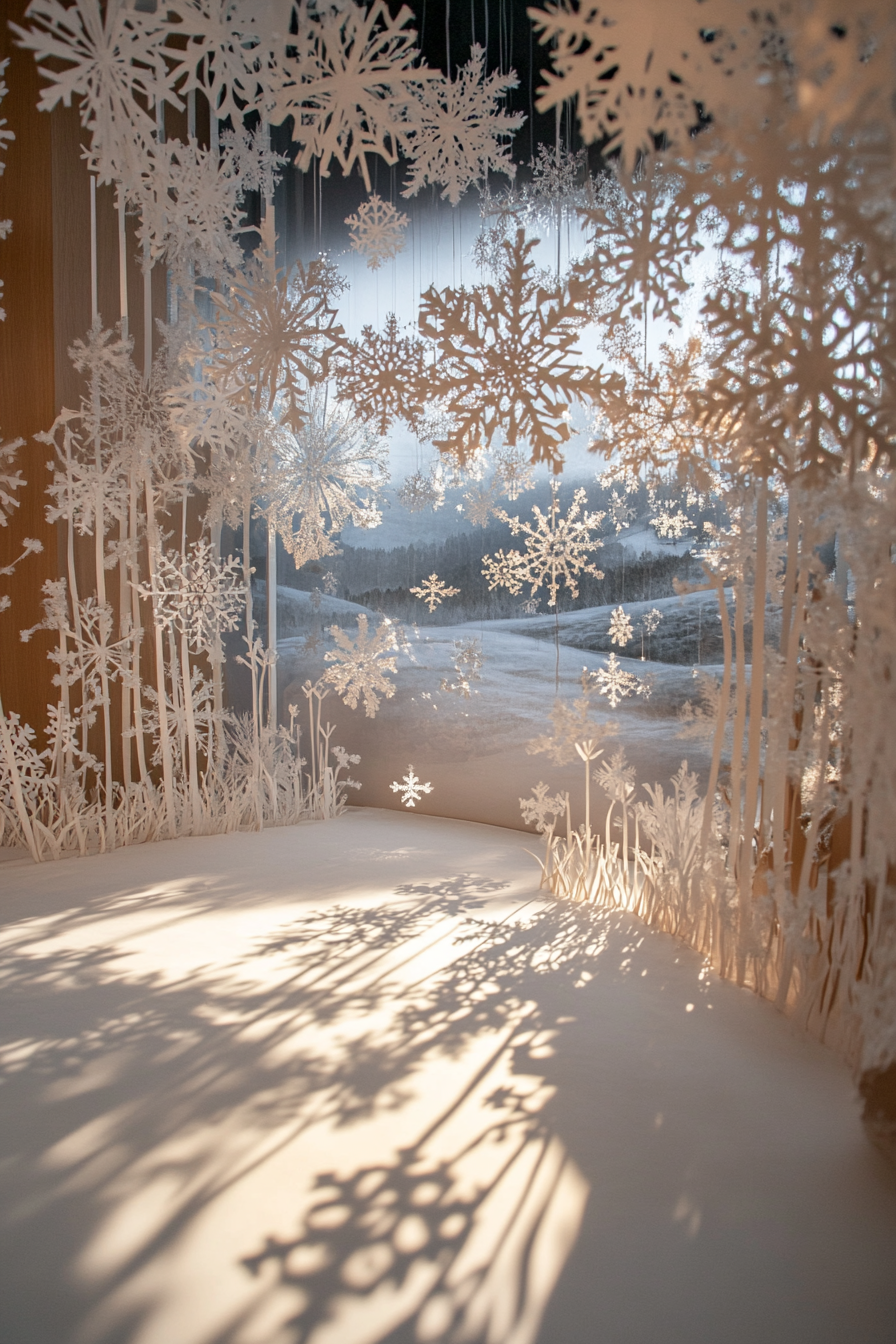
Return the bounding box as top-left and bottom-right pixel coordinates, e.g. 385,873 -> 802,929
390,765 -> 433,808
345,193 -> 408,269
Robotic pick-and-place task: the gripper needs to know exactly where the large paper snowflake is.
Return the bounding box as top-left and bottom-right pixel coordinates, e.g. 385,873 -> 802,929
573,162 -> 703,329
265,390 -> 388,570
290,0 -> 438,189
482,486 -> 605,608
324,613 -> 401,717
409,572 -> 460,613
345,193 -> 408,269
390,765 -> 433,808
13,0 -> 177,184
528,0 -> 732,171
418,229 -> 623,471
206,217 -> 347,431
400,44 -> 523,205
335,314 -> 427,435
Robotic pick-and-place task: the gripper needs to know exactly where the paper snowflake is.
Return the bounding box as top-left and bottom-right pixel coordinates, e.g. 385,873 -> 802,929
336,314 -> 427,435
345,193 -> 408,269
440,637 -> 483,698
137,541 -> 243,657
651,506 -> 693,539
608,606 -> 633,647
528,1 -> 718,170
207,217 -> 347,432
397,468 -> 445,513
409,572 -> 460,613
291,0 -> 438,190
400,44 -> 523,205
167,0 -> 299,126
390,765 -> 433,808
643,607 -> 663,636
520,781 -> 568,833
324,613 -> 400,717
573,162 -> 702,329
589,653 -> 641,710
419,229 -> 623,470
264,389 -> 388,570
482,486 -> 604,608
13,0 -> 177,185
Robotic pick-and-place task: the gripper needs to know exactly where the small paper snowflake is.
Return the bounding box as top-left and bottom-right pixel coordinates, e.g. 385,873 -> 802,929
410,572 -> 460,613
336,314 -> 427,435
608,606 -> 633,647
324,613 -> 400,717
590,653 -> 641,709
397,469 -> 445,513
651,506 -> 693,539
390,765 -> 433,808
345,192 -> 408,269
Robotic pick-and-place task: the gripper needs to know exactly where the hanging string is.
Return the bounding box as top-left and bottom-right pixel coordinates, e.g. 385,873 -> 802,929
445,0 -> 451,78
89,175 -> 98,324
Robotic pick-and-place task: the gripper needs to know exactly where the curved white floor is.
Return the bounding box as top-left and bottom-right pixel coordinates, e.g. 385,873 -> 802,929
1,810 -> 894,1344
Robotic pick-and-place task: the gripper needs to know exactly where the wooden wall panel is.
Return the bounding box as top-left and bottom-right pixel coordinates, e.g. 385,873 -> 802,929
0,7 -> 58,726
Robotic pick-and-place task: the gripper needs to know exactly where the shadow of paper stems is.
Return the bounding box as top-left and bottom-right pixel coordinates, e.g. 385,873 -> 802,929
240,900 -> 613,1344
1,877 -> 618,1344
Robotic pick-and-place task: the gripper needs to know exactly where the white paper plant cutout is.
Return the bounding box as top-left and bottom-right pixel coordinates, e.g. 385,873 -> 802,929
608,606 -> 633,648
409,572 -> 460,613
345,193 -> 408,269
482,486 -> 605,609
401,44 -> 523,205
390,766 -> 433,808
323,613 -> 402,718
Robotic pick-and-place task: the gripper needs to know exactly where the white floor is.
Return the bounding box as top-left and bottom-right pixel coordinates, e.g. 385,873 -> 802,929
1,810 -> 895,1344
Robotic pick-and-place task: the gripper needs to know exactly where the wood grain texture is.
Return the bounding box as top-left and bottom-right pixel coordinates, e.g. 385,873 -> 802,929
0,7 -> 58,725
